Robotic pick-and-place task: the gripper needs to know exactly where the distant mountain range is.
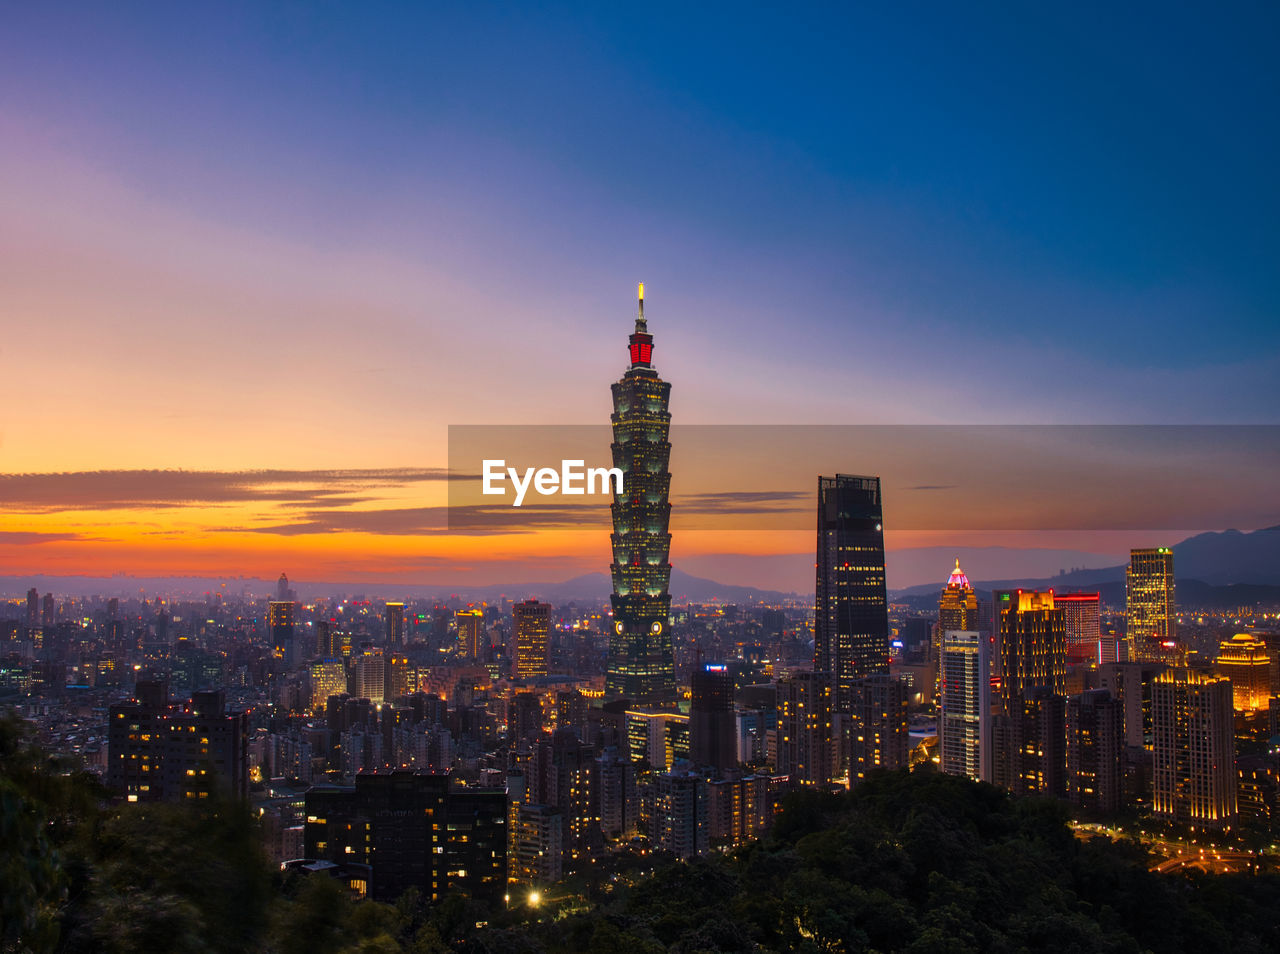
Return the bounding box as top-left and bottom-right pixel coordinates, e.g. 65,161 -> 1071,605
0,567 -> 796,605
6,526 -> 1279,609
893,525 -> 1280,610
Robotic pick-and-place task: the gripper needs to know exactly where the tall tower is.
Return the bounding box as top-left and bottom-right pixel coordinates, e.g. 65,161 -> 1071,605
1127,547 -> 1175,661
814,474 -> 889,711
935,558 -> 977,686
606,283 -> 676,707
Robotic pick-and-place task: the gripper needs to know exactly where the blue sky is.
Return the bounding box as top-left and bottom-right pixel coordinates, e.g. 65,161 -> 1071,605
1,2 -> 1277,586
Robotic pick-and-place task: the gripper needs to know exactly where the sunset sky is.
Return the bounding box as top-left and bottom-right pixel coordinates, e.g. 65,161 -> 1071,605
2,4 -> 1278,592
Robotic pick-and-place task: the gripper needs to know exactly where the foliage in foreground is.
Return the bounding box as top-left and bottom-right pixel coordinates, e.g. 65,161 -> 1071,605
5,710 -> 1280,953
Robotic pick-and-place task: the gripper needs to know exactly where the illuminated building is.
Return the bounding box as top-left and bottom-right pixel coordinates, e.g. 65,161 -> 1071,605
1066,689 -> 1125,815
510,803 -> 563,885
107,682 -> 249,803
526,727 -> 600,868
1056,592 -> 1101,663
384,602 -> 405,646
690,663 -> 737,775
815,475 -> 889,711
310,658 -> 347,712
268,599 -> 295,662
304,772 -> 506,904
606,283 -> 676,707
456,608 -> 486,659
849,674 -> 909,786
625,709 -> 689,769
353,649 -> 386,704
1216,633 -> 1271,712
705,774 -> 781,847
935,558 -> 978,664
513,599 -> 550,679
994,590 -> 1066,714
991,590 -> 1066,791
1127,547 -> 1176,661
1152,668 -> 1236,827
776,671 -> 835,786
939,630 -> 989,781
386,653 -> 412,700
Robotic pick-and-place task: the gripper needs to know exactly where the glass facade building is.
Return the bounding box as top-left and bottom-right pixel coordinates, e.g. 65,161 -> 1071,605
814,474 -> 889,711
606,285 -> 676,706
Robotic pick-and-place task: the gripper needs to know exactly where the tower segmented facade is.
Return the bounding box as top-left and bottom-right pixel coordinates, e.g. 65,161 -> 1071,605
606,284 -> 676,706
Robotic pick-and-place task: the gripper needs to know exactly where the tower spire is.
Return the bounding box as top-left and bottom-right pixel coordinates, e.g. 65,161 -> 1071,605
628,282 -> 653,368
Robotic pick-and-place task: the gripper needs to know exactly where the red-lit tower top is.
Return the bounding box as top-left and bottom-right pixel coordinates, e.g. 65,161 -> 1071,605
628,282 -> 653,368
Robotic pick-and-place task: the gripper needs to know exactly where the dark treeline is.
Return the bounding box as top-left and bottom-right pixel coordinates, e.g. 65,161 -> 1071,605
5,712 -> 1280,953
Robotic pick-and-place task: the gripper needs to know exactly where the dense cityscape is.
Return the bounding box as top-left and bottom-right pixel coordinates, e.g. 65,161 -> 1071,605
5,4 -> 1280,951
5,297 -> 1280,952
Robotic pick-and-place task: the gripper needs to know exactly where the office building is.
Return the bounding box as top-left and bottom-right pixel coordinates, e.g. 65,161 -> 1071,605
310,658 -> 347,712
513,600 -> 551,679
939,630 -> 989,781
1127,548 -> 1176,661
1216,633 -> 1271,713
814,474 -> 889,711
690,663 -> 737,775
1152,669 -> 1236,827
353,649 -> 386,704
268,599 -> 295,662
456,608 -> 486,659
1056,592 -> 1101,663
606,283 -> 676,707
384,602 -> 405,646
935,558 -> 978,665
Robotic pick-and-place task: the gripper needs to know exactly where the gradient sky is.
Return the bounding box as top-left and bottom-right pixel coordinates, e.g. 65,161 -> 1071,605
2,3 -> 1278,591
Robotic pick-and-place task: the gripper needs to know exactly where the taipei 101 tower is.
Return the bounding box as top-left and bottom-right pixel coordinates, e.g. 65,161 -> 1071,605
605,283 -> 676,707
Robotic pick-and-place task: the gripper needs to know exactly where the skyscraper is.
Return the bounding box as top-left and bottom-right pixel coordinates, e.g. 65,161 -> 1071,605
690,663 -> 737,775
1127,547 -> 1176,661
990,590 -> 1067,792
606,284 -> 676,706
935,558 -> 978,665
384,602 -> 405,646
268,599 -> 295,661
939,630 -> 989,781
1152,668 -> 1236,827
814,474 -> 889,711
456,607 -> 486,659
513,599 -> 551,680
994,590 -> 1066,715
1056,592 -> 1101,663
